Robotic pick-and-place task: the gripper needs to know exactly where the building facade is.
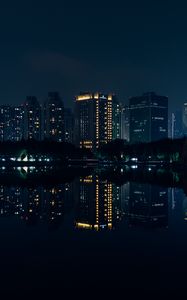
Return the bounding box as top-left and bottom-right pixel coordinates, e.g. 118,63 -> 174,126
129,92 -> 168,143
64,108 -> 74,143
120,105 -> 130,142
44,92 -> 64,142
75,92 -> 113,149
24,96 -> 42,141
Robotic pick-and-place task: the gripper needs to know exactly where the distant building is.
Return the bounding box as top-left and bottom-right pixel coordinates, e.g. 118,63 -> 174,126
120,105 -> 130,142
0,105 -> 24,142
24,96 -> 42,141
0,105 -> 12,141
10,106 -> 24,141
112,97 -> 121,140
129,92 -> 168,143
44,92 -> 64,142
64,108 -> 74,144
171,109 -> 183,139
75,92 -> 113,149
183,102 -> 187,136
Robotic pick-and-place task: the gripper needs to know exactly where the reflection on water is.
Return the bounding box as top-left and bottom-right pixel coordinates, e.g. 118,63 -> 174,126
0,172 -> 187,231
1,169 -> 187,295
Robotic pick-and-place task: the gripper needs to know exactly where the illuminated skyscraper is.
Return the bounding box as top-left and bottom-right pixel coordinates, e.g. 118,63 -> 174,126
44,92 -> 64,142
0,105 -> 12,141
0,105 -> 24,141
182,102 -> 187,136
120,105 -> 130,142
24,96 -> 42,141
112,97 -> 121,140
10,106 -> 24,141
129,92 -> 168,143
75,92 -> 113,149
171,109 -> 183,139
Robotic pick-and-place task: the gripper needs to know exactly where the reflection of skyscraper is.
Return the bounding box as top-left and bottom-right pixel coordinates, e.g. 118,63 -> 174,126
129,92 -> 168,143
24,187 -> 42,225
126,182 -> 168,227
75,92 -> 113,149
75,175 -> 122,230
24,96 -> 42,141
43,186 -> 64,229
44,92 -> 64,142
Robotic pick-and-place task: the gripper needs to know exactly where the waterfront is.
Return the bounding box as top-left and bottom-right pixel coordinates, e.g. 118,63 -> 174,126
0,168 -> 187,296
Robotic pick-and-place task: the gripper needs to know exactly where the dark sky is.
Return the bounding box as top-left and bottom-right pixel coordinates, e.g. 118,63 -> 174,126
0,0 -> 187,110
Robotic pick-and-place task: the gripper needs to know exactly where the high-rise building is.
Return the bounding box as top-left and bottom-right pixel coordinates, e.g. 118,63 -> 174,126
75,92 -> 113,149
64,108 -> 74,143
0,105 -> 24,142
9,106 -> 24,141
24,96 -> 42,141
171,109 -> 183,139
0,105 -> 12,141
44,92 -> 64,142
112,97 -> 121,140
120,105 -> 130,142
182,102 -> 187,136
129,92 -> 168,143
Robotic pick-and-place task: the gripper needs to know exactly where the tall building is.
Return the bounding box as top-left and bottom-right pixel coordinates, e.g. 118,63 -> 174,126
24,96 -> 42,141
112,97 -> 121,140
0,105 -> 12,141
171,109 -> 183,139
9,106 -> 24,141
120,105 -> 130,142
129,92 -> 168,143
64,108 -> 74,143
75,92 -> 113,149
183,102 -> 187,136
0,105 -> 24,142
44,92 -> 64,142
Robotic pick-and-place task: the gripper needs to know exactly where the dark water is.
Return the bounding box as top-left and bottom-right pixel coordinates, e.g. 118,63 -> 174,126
0,168 -> 187,297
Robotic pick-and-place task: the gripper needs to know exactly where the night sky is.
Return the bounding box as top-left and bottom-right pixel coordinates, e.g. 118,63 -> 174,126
0,0 -> 187,110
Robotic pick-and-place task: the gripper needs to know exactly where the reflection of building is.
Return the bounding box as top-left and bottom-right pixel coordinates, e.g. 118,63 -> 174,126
24,96 -> 42,141
0,184 -> 73,229
75,92 -> 113,149
44,92 -> 64,142
129,92 -> 168,143
126,182 -> 168,227
75,175 -> 122,230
